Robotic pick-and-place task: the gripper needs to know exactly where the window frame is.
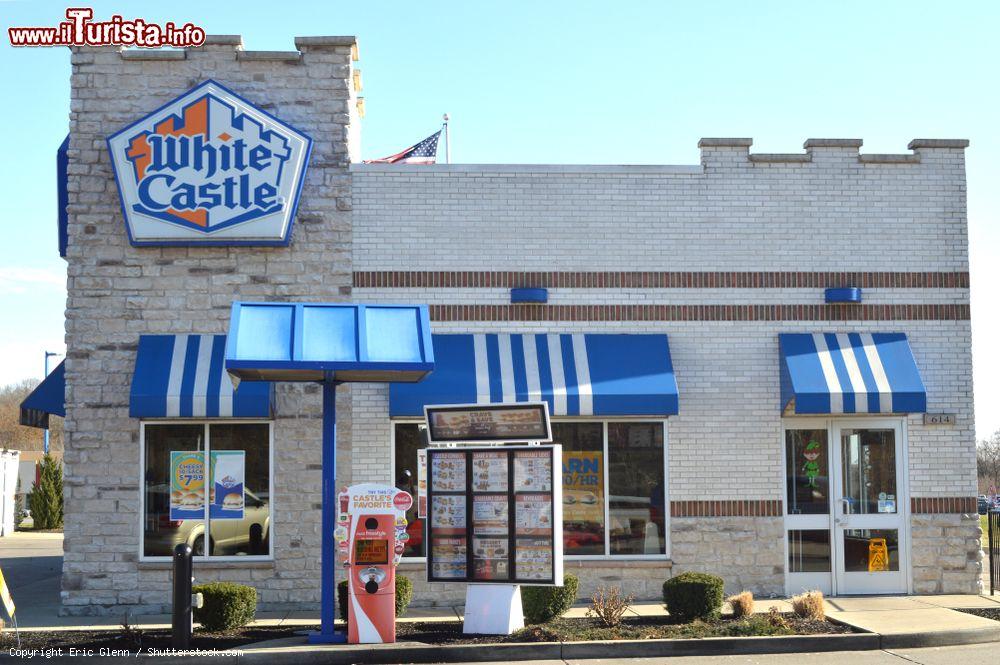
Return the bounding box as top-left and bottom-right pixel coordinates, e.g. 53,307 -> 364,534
391,416 -> 670,562
138,419 -> 275,563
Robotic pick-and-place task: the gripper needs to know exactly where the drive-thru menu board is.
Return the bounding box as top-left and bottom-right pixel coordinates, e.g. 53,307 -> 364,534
426,445 -> 563,585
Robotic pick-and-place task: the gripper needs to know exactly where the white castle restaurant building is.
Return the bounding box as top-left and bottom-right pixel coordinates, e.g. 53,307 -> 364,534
20,34 -> 980,615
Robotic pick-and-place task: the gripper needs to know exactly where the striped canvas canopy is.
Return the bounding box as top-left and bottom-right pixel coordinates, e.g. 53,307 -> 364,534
390,333 -> 679,417
779,332 -> 926,415
130,334 -> 273,418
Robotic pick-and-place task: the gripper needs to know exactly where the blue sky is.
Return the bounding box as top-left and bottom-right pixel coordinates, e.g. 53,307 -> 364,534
1,0 -> 997,440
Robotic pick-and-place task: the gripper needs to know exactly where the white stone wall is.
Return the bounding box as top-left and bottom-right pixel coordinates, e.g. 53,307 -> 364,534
63,36 -> 357,614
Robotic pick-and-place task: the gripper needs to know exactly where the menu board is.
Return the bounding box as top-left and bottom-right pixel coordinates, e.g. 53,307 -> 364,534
514,450 -> 553,492
431,537 -> 467,579
430,452 -> 466,492
472,451 -> 509,492
425,403 -> 552,444
516,494 -> 553,536
426,445 -> 563,586
472,494 -> 508,535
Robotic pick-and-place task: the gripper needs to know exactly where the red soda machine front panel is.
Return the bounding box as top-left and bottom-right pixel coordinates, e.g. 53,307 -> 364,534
347,514 -> 396,643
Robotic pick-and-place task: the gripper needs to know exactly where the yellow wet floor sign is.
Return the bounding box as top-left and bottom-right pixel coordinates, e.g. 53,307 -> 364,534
0,566 -> 14,618
868,537 -> 889,572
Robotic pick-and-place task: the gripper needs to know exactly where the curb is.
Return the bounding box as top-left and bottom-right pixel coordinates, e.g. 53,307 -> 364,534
22,622 -> 1000,664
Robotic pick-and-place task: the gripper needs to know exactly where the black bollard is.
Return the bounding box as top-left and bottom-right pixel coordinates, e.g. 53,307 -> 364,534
172,543 -> 193,649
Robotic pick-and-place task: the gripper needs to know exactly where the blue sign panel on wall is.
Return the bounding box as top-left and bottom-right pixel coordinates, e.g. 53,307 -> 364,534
107,80 -> 312,247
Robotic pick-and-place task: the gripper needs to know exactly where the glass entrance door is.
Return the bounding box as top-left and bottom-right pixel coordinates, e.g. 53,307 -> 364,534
784,419 -> 908,596
832,422 -> 906,594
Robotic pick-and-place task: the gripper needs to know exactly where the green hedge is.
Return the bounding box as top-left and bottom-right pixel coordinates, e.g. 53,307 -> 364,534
193,582 -> 257,632
662,572 -> 724,622
521,574 -> 579,624
338,575 -> 413,623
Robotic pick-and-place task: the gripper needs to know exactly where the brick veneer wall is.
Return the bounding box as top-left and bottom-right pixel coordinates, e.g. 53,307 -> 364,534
62,35 -> 358,614
351,140 -> 978,597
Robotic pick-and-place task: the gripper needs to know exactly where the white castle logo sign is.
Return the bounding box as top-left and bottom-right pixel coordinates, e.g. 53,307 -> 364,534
107,80 -> 312,246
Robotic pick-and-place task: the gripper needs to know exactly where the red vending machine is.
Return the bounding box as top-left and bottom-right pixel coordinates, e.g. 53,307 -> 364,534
336,484 -> 411,644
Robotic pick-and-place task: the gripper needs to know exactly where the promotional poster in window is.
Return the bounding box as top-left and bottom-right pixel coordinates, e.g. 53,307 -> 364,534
169,451 -> 205,521
209,450 -> 246,520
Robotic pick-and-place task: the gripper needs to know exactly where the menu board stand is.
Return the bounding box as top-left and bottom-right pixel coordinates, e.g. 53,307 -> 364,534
463,584 -> 524,635
426,443 -> 562,636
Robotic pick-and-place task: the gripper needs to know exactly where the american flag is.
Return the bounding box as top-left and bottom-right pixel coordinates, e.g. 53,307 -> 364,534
364,130 -> 441,164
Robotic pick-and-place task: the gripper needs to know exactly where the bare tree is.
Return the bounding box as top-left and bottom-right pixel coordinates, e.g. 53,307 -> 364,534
0,379 -> 63,453
978,430 -> 1000,493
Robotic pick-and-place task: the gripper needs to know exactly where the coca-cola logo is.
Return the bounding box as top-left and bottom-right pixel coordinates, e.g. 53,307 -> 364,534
393,492 -> 413,512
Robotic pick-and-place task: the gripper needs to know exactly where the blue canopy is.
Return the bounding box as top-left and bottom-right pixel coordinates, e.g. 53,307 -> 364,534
225,302 -> 434,384
390,334 -> 679,417
20,361 -> 65,429
779,332 -> 926,415
131,334 -> 273,418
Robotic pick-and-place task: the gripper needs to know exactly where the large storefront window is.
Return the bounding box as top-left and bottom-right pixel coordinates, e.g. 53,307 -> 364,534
608,422 -> 666,555
142,422 -> 271,558
393,419 -> 667,558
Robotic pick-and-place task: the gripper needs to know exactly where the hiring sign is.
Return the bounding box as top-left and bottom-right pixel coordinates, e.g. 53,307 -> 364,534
426,445 -> 563,585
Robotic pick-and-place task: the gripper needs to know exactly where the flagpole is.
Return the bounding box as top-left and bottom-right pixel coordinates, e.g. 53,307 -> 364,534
442,113 -> 450,164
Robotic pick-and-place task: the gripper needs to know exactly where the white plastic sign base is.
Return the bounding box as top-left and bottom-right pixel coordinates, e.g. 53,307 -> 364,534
462,584 -> 524,635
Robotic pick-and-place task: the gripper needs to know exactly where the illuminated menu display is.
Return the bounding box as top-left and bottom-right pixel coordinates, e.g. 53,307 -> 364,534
425,445 -> 563,586
354,539 -> 389,565
426,403 -> 552,444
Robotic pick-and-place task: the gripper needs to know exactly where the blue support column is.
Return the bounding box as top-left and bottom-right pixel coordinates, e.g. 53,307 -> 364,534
308,381 -> 346,644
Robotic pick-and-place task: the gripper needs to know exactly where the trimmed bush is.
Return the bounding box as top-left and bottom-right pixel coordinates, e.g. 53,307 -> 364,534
192,582 -> 257,632
662,572 -> 724,622
521,574 -> 579,624
338,575 -> 414,623
727,591 -> 754,618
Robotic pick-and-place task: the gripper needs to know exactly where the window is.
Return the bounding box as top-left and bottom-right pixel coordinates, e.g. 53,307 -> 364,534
785,429 -> 829,515
608,423 -> 666,555
393,419 -> 668,559
393,423 -> 428,557
142,422 -> 271,559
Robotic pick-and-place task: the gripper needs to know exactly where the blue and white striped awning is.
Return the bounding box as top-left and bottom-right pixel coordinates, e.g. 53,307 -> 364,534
779,333 -> 926,415
131,334 -> 273,418
390,333 -> 678,417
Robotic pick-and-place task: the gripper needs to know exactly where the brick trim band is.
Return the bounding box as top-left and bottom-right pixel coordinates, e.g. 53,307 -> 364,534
670,500 -> 783,517
910,497 -> 978,514
354,271 -> 969,289
426,304 -> 969,322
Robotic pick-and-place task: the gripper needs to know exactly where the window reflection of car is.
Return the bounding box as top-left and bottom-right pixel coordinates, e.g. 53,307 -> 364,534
144,484 -> 269,556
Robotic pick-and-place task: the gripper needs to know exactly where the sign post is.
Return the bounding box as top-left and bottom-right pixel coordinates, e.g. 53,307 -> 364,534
423,403 -> 561,635
224,301 -> 434,644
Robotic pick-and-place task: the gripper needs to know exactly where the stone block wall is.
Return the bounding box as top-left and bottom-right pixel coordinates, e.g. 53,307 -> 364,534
910,513 -> 984,594
63,35 -> 357,614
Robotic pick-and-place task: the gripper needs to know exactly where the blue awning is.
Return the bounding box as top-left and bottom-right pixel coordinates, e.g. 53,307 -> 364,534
779,333 -> 926,415
131,335 -> 273,418
20,361 -> 65,429
390,334 -> 679,417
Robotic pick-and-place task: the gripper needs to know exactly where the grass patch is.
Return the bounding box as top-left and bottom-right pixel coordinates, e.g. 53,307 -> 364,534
982,514 -> 989,549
